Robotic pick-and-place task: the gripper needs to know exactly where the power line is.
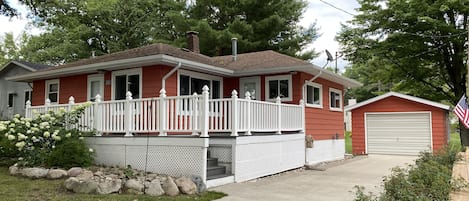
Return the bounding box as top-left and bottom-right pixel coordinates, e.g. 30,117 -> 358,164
318,0 -> 355,16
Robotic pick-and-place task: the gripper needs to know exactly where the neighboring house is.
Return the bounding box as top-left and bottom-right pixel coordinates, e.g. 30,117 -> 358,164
7,32 -> 361,185
0,61 -> 50,119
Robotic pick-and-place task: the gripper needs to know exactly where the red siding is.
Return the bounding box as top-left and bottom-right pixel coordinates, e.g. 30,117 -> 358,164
223,77 -> 239,98
32,80 -> 45,106
350,96 -> 448,155
142,65 -> 177,97
60,74 -> 88,104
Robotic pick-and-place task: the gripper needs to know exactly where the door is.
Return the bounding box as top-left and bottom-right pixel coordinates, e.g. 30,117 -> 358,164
239,77 -> 261,100
366,112 -> 432,155
88,75 -> 104,101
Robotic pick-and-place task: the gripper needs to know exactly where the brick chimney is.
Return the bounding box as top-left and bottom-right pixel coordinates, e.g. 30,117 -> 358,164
186,31 -> 200,53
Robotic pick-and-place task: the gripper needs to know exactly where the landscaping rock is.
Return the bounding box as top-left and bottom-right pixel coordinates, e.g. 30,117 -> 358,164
47,169 -> 68,179
125,179 -> 144,193
97,179 -> 122,194
191,175 -> 206,193
305,162 -> 327,171
65,177 -> 80,190
94,171 -> 104,177
73,180 -> 98,194
9,165 -> 19,176
162,176 -> 179,196
145,179 -> 165,196
67,167 -> 83,177
76,170 -> 94,180
21,167 -> 49,179
175,176 -> 197,195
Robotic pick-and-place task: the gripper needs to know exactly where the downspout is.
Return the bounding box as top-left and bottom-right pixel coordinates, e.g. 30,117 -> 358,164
302,69 -> 323,101
161,62 -> 182,91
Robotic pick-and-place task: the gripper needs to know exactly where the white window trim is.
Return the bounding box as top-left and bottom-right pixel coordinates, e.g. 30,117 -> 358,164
7,91 -> 15,108
24,90 -> 32,107
177,69 -> 223,98
239,76 -> 261,100
111,68 -> 142,100
87,74 -> 105,101
329,87 -> 343,112
305,82 -> 323,108
45,79 -> 60,104
265,74 -> 293,102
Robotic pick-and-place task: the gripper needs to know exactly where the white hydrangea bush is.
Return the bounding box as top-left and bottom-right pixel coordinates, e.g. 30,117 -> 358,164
0,102 -> 95,167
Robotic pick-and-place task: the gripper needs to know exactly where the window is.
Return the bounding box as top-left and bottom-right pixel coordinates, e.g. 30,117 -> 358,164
7,93 -> 14,108
24,90 -> 32,105
45,79 -> 59,103
240,77 -> 261,100
112,69 -> 141,100
88,74 -> 104,101
178,70 -> 222,99
305,83 -> 322,108
265,75 -> 292,101
329,88 -> 342,111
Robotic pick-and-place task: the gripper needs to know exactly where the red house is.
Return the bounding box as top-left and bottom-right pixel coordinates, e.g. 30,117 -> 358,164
345,92 -> 450,156
8,32 -> 361,185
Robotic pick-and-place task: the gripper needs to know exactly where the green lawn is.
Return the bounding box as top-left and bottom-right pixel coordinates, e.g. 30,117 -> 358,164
345,131 -> 352,154
0,167 -> 225,201
449,132 -> 462,152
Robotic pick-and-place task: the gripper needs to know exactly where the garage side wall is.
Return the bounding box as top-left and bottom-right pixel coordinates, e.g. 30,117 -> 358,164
351,96 -> 447,155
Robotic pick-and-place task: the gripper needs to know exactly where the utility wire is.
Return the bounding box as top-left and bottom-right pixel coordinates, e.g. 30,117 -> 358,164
318,0 -> 355,16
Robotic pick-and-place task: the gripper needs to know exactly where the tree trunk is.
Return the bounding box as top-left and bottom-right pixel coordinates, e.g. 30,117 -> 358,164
459,125 -> 469,147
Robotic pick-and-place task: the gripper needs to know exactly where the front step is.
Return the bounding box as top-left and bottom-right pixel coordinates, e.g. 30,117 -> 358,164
207,166 -> 226,177
207,158 -> 218,167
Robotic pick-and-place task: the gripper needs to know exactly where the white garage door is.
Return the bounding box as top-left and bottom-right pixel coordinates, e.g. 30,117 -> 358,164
366,112 -> 432,155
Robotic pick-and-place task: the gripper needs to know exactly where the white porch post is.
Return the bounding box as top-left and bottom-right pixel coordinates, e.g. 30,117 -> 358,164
45,98 -> 51,112
159,89 -> 167,136
191,92 -> 199,136
200,85 -> 210,138
300,99 -> 305,133
94,94 -> 103,136
276,96 -> 282,134
231,90 -> 239,136
124,92 -> 133,137
245,92 -> 252,136
68,96 -> 75,111
25,100 -> 31,118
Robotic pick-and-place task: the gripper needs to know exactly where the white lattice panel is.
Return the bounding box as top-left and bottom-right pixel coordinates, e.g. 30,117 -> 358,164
209,146 -> 232,163
88,144 -> 126,167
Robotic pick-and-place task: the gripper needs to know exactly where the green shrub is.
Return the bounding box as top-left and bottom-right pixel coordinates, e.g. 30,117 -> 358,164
46,138 -> 94,169
0,103 -> 95,168
354,146 -> 465,201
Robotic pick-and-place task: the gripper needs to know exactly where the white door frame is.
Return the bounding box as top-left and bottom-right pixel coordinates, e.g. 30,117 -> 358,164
364,111 -> 433,154
87,74 -> 105,101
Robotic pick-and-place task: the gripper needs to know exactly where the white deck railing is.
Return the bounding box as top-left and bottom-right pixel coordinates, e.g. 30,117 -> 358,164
25,86 -> 305,137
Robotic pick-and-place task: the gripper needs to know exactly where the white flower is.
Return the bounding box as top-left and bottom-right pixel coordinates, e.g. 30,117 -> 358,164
43,131 -> 50,138
14,114 -> 20,118
53,130 -> 60,135
9,123 -> 15,128
52,145 -> 55,149
0,125 -> 6,132
65,133 -> 71,138
52,135 -> 61,141
31,136 -> 37,141
7,135 -> 15,141
79,137 -> 84,140
15,141 -> 25,148
39,122 -> 49,129
9,128 -> 15,133
89,148 -> 94,153
17,133 -> 27,140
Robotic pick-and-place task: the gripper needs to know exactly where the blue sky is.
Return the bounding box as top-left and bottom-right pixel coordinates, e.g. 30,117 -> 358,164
0,0 -> 360,70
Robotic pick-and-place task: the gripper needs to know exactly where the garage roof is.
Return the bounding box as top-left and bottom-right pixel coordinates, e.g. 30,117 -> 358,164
345,92 -> 450,111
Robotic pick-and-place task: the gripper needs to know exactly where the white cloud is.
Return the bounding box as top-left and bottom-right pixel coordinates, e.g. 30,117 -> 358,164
0,0 -> 42,39
300,0 -> 359,71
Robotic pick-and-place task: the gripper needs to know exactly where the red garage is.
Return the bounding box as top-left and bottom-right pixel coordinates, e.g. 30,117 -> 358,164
345,92 -> 450,155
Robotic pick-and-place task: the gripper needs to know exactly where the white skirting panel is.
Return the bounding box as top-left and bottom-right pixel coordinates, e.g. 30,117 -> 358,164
85,137 -> 209,182
305,139 -> 345,165
232,133 -> 305,182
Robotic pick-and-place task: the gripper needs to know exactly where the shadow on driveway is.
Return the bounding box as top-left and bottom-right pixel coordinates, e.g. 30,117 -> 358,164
212,155 -> 416,201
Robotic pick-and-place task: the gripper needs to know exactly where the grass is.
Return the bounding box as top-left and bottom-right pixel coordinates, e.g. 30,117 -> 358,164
0,167 -> 226,201
449,132 -> 462,152
345,131 -> 352,154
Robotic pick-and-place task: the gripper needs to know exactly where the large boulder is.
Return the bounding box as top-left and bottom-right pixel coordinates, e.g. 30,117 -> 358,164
21,167 -> 49,179
47,169 -> 68,179
74,180 -> 98,194
9,165 -> 19,176
162,176 -> 179,196
97,179 -> 122,194
76,170 -> 94,180
145,179 -> 165,196
65,177 -> 80,190
175,176 -> 197,195
125,179 -> 144,194
67,167 -> 83,177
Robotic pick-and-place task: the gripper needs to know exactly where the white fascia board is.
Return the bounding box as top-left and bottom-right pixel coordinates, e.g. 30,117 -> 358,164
345,92 -> 450,111
7,54 -> 234,82
233,65 -> 362,88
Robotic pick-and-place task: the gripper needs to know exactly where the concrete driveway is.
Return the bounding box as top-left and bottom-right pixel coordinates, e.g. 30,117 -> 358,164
211,155 -> 416,201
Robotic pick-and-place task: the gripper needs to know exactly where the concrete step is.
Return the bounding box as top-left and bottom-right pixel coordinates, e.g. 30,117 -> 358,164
207,166 -> 226,177
207,158 -> 219,167
207,173 -> 232,180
